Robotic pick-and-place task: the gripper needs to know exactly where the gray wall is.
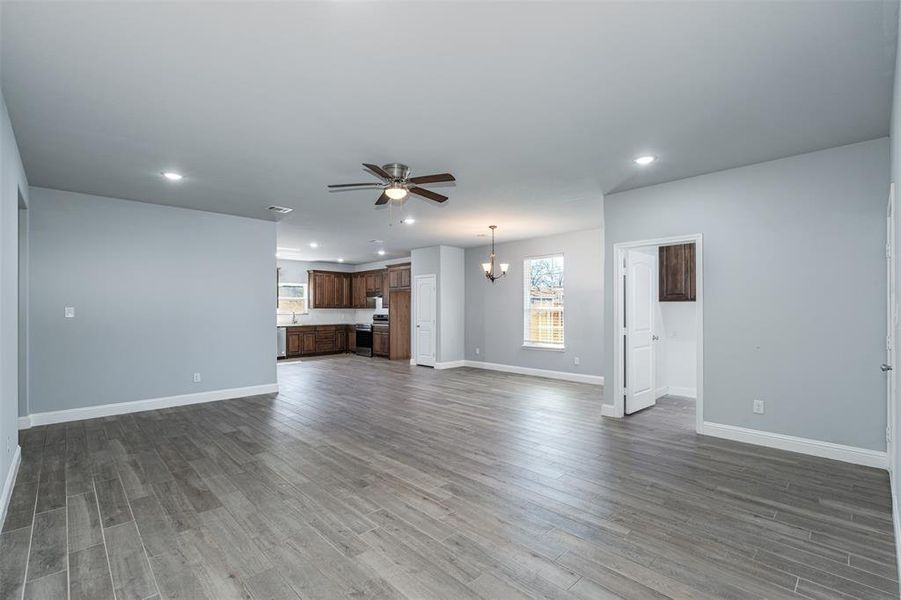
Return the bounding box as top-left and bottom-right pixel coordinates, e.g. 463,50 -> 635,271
605,139 -> 889,451
464,227 -> 604,377
1,91 -> 28,496
410,245 -> 465,364
439,246 -> 465,363
27,187 -> 277,414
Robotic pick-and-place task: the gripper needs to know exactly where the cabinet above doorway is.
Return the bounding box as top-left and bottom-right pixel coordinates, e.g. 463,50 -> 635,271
658,243 -> 696,302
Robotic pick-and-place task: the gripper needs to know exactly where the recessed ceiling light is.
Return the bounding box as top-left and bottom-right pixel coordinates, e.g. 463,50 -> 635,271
401,218 -> 416,225
162,171 -> 183,181
309,242 -> 319,248
377,249 -> 386,256
337,258 -> 344,263
633,155 -> 657,166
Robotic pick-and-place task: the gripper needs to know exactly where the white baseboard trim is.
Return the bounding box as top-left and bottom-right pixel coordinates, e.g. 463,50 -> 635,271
462,360 -> 604,386
409,358 -> 416,366
0,445 -> 21,530
701,421 -> 887,469
600,404 -> 619,418
655,386 -> 669,399
18,383 -> 279,429
668,386 -> 697,399
434,360 -> 466,370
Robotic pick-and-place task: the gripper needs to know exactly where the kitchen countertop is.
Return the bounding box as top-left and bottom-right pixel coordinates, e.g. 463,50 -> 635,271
277,323 -> 355,328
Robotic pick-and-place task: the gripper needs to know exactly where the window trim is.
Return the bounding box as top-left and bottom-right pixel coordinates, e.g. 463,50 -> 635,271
277,282 -> 309,315
523,252 -> 565,350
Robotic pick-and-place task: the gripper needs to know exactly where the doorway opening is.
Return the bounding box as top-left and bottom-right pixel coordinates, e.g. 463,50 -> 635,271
612,234 -> 704,432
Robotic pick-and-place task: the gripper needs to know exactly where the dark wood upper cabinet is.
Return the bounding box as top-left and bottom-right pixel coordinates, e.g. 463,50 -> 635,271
659,243 -> 696,302
364,272 -> 381,295
351,273 -> 367,308
387,263 -> 411,290
308,271 -> 354,308
309,267 -> 404,309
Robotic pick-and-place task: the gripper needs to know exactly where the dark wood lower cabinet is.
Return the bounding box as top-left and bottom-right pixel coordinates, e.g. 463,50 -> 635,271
301,331 -> 316,355
373,327 -> 389,357
283,325 -> 349,358
282,323 -> 383,358
286,331 -> 301,356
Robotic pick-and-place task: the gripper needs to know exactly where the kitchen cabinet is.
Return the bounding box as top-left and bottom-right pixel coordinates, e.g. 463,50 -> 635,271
389,288 -> 411,360
364,271 -> 381,295
286,331 -> 301,356
347,325 -> 356,351
388,263 -> 411,290
382,263 -> 410,310
351,273 -> 367,308
337,275 -> 351,307
283,325 -> 352,358
373,327 -> 389,357
301,331 -> 316,355
309,271 -> 353,308
308,268 -> 401,309
659,243 -> 696,302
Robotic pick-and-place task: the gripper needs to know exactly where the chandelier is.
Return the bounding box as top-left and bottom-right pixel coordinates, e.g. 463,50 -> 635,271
482,225 -> 509,283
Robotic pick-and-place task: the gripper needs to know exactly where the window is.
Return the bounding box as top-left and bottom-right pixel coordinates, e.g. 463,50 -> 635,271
277,282 -> 307,314
523,255 -> 564,348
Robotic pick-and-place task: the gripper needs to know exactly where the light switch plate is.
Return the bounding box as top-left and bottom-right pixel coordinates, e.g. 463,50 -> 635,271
64,306 -> 75,318
753,399 -> 765,414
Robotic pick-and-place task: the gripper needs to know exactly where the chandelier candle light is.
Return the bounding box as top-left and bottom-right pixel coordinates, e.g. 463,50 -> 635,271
482,225 -> 509,283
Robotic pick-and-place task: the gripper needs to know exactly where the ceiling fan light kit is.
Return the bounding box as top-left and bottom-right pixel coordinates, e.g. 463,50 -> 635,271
328,162 -> 455,205
483,225 -> 508,283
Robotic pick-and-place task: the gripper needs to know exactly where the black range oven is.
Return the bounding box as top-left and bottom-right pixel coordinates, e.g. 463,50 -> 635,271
355,324 -> 372,357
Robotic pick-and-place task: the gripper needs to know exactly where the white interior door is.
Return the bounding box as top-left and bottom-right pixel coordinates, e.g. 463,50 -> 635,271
626,249 -> 657,414
886,185 -> 896,469
415,274 -> 437,367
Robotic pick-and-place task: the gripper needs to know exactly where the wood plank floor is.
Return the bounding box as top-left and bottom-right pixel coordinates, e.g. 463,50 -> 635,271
1,355 -> 897,599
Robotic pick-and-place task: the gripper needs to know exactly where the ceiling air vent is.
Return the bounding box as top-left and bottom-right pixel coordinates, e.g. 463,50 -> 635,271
268,205 -> 293,214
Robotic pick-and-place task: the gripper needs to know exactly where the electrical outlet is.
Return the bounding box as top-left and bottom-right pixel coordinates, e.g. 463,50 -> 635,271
6,436 -> 10,455
64,306 -> 75,318
753,399 -> 765,414
193,372 -> 201,383
574,356 -> 580,366
475,347 -> 480,355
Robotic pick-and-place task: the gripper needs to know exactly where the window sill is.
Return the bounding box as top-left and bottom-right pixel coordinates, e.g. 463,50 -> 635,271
522,343 -> 565,352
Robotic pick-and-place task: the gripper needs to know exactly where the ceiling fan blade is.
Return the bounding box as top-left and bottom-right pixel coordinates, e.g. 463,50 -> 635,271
410,187 -> 448,203
328,183 -> 383,189
363,163 -> 391,180
375,193 -> 390,205
409,173 -> 455,184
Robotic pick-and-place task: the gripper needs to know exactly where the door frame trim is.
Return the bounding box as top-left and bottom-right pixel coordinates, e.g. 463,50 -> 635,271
612,234 -> 704,433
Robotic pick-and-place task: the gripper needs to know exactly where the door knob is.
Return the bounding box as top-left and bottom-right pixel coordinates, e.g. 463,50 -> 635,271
652,335 -> 659,341
882,363 -> 893,372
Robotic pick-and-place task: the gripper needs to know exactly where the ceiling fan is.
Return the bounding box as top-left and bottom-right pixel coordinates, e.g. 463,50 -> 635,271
328,163 -> 455,205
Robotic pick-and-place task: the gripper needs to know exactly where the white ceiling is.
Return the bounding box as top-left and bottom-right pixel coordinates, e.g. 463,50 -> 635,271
2,1 -> 896,263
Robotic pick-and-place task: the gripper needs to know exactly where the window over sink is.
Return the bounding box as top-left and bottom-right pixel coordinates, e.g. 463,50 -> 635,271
277,282 -> 307,315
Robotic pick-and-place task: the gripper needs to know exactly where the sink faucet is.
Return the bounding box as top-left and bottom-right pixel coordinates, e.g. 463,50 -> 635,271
291,311 -> 297,324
